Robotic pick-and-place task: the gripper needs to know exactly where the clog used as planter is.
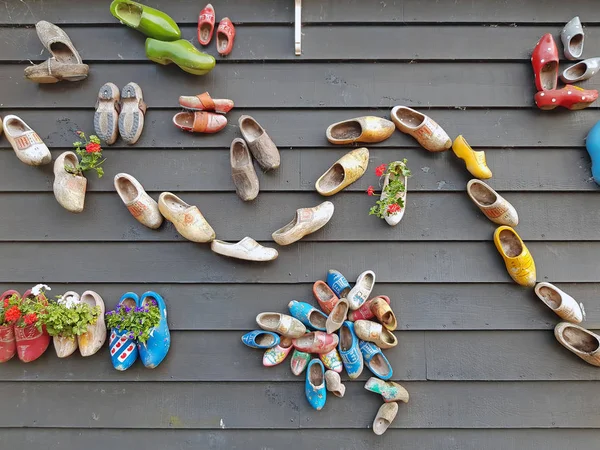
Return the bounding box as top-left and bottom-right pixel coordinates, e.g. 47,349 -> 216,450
466,179 -> 518,227
555,322 -> 600,367
94,82 -> 121,145
256,312 -> 306,338
230,138 -> 259,201
312,280 -> 340,314
390,106 -> 451,152
561,16 -> 584,60
238,115 -> 280,170
380,161 -> 408,226
373,402 -> 398,436
109,292 -> 140,371
145,38 -> 216,75
452,135 -> 492,179
360,340 -> 393,380
179,92 -> 234,114
494,226 -> 536,287
53,291 -> 80,358
354,320 -> 397,349
0,290 -> 19,363
158,192 -> 216,243
326,269 -> 351,299
370,297 -> 397,331
586,120 -> 600,186
338,321 -> 364,379
347,270 -> 376,310
3,115 -> 51,166
348,296 -> 391,322
364,377 -> 410,403
531,33 -> 559,91
78,290 -> 107,357
216,18 -> 236,56
197,4 -> 216,46
561,58 -> 600,84
263,337 -> 293,367
211,238 -> 278,262
15,289 -> 50,363
110,0 -> 181,41
119,82 -> 147,145
292,331 -> 339,354
305,359 -> 327,410
325,370 -> 345,398
326,298 -> 349,334
290,348 -> 311,375
315,147 -> 369,196
325,116 -> 394,145
319,348 -> 343,373
53,151 -> 87,214
173,111 -> 227,134
534,282 -> 584,324
288,300 -> 328,331
534,85 -> 598,111
137,291 -> 170,368
114,173 -> 163,229
241,330 -> 280,349
272,201 -> 335,246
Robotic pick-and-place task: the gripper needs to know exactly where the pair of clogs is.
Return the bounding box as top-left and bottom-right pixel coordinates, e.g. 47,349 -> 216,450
174,92 -> 233,134
558,17 -> 600,85
95,82 -> 146,145
197,3 -> 236,56
365,377 -> 410,435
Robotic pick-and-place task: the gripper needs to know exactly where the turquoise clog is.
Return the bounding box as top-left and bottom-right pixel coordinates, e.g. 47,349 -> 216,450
359,340 -> 393,380
338,321 -> 363,379
586,120 -> 600,185
326,269 -> 351,298
241,330 -> 280,349
288,300 -> 328,331
305,359 -> 327,410
110,0 -> 181,41
108,292 -> 139,371
137,291 -> 170,368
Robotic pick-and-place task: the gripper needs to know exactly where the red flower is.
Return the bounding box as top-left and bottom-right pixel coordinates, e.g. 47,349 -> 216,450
3,299 -> 9,308
387,203 -> 402,214
366,186 -> 375,196
85,142 -> 101,153
375,164 -> 387,177
23,313 -> 38,325
4,306 -> 21,323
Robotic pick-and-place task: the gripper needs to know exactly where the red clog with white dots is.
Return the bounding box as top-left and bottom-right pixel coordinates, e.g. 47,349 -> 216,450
535,85 -> 598,110
532,33 -> 559,91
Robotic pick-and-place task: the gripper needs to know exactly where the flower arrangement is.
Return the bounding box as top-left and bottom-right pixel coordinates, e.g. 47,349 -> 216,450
68,131 -> 106,178
105,300 -> 161,344
367,160 -> 412,219
42,294 -> 101,339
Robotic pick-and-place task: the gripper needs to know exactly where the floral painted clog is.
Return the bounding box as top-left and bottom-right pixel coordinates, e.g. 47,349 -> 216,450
241,330 -> 280,349
288,301 -> 328,331
145,38 -> 216,75
290,348 -> 311,375
197,4 -> 215,46
354,320 -> 398,349
326,116 -> 394,145
263,337 -> 293,367
158,192 -> 216,243
555,323 -> 600,367
305,359 -> 327,410
179,92 -> 234,114
586,120 -> 600,186
216,17 -> 236,56
272,201 -> 334,246
109,292 -> 139,371
292,331 -> 339,354
0,290 -> 20,363
319,348 -> 343,373
561,16 -> 584,60
114,173 -> 163,229
77,291 -> 106,357
312,280 -> 340,314
256,312 -> 306,338
3,115 -> 51,166
360,340 -> 393,380
315,147 -> 369,196
110,0 -> 181,41
534,85 -> 598,111
373,402 -> 398,436
561,58 -> 600,84
211,238 -> 278,262
230,138 -> 259,201
348,296 -> 391,322
348,270 -> 376,310
494,226 -> 536,287
94,82 -> 120,145
390,106 -> 451,152
531,33 -> 559,91
173,111 -> 227,134
238,115 -> 280,171
452,135 -> 492,179
326,298 -> 349,334
466,179 -> 518,227
325,370 -> 345,397
370,297 -> 397,331
338,321 -> 363,379
53,151 -> 86,213
326,269 -> 351,299
364,377 -> 410,403
534,282 -> 584,324
119,82 -> 146,145
137,291 -> 170,369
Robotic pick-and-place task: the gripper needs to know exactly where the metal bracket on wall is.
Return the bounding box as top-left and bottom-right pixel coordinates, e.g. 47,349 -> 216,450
295,0 -> 302,55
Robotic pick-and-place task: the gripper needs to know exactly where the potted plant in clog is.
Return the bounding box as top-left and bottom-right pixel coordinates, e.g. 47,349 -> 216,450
13,285 -> 51,363
137,291 -> 170,369
367,160 -> 412,227
0,290 -> 21,363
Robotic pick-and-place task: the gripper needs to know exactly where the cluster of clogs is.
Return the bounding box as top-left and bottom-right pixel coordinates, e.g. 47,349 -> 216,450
197,3 -> 236,56
174,92 -> 233,134
532,17 -> 598,110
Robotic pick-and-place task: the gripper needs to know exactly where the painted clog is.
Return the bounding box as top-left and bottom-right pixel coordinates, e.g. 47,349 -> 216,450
53,291 -> 80,358
137,291 -> 170,368
319,348 -> 343,373
109,292 -> 139,371
326,269 -> 351,299
197,3 -> 215,46
94,82 -> 120,145
173,111 -> 227,133
53,151 -> 86,213
494,226 -> 536,287
114,173 -> 163,229
119,82 -> 146,145
380,162 -> 408,226
216,18 -> 236,56
315,147 -> 369,196
230,138 -> 259,201
272,201 -> 334,246
360,340 -> 393,380
256,312 -> 306,338
312,280 -> 339,314
263,337 -> 293,367
348,270 -> 376,310
305,359 -> 327,410
158,192 -> 215,243
288,300 -> 328,331
561,16 -> 584,60
534,282 -> 584,324
348,296 -> 391,322
211,238 -> 278,262
239,115 -> 280,170
370,297 -> 397,331
325,370 -> 345,397
338,321 -> 364,379
179,92 -> 234,114
390,106 -> 451,152
290,348 -> 311,375
326,298 -> 349,334
14,290 -> 51,363
354,320 -> 397,349
241,330 -> 280,349
466,179 -> 518,227
561,58 -> 600,84
586,120 -> 600,186
292,331 -> 339,354
3,115 -> 51,166
78,291 -> 107,357
326,116 -> 394,145
110,0 -> 181,41
364,377 -> 410,403
145,38 -> 216,75
534,86 -> 598,111
0,290 -> 20,363
373,402 -> 398,436
452,135 -> 492,179
531,33 -> 559,91
555,322 -> 600,367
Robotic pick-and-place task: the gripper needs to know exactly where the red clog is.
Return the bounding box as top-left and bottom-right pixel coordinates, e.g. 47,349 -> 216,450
15,290 -> 50,363
534,85 -> 599,110
216,17 -> 235,56
172,111 -> 227,133
532,33 -> 559,91
312,280 -> 339,314
0,290 -> 20,363
197,4 -> 216,46
178,92 -> 234,114
348,296 -> 391,322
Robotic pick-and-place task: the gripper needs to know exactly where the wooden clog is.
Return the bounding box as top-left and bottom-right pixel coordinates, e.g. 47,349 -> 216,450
173,111 -> 227,134
114,173 -> 163,229
272,201 -> 334,246
158,192 -> 215,243
238,115 -> 280,170
256,312 -> 306,338
555,322 -> 600,367
24,58 -> 89,84
390,106 -> 451,152
216,17 -> 236,56
305,359 -> 327,410
211,238 -> 278,262
145,38 -> 216,75
326,298 -> 349,334
354,320 -> 397,349
290,349 -> 311,375
534,282 -> 584,324
197,4 -> 216,46
494,226 -> 536,287
326,269 -> 351,299
263,337 -> 293,367
230,138 -> 259,201
372,402 -> 398,435
78,291 -> 107,357
315,147 -> 369,196
360,340 -> 393,380
312,280 -> 339,314
293,331 -> 339,354
3,115 -> 51,166
109,292 -> 139,371
241,330 -> 280,349
179,92 -> 234,114
347,270 -> 376,310
380,161 -> 408,226
0,290 -> 20,363
370,297 -> 397,331
531,33 -> 559,91
364,377 -> 410,403
586,120 -> 600,186
561,16 -> 584,60
119,82 -> 147,145
288,300 -> 328,331
325,370 -> 345,397
534,85 -> 598,111
326,116 -> 394,145
319,348 -> 343,373
15,290 -> 50,363
53,151 -> 86,213
53,291 -> 80,358
348,296 -> 391,322
452,135 -> 492,179
110,0 -> 181,41
338,321 -> 364,378
561,58 -> 600,84
466,179 -> 518,227
94,82 -> 120,145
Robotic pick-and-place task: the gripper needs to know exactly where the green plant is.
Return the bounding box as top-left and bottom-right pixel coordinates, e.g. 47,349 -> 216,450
69,131 -> 106,178
367,160 -> 412,219
42,298 -> 101,338
105,300 -> 161,344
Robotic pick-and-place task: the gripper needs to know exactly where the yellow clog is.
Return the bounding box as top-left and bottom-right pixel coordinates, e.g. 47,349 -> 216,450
315,147 -> 369,196
452,135 -> 492,179
326,117 -> 394,145
493,226 -> 536,287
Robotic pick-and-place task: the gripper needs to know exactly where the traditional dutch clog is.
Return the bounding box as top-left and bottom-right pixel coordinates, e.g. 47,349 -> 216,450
452,135 -> 492,179
325,116 -> 394,145
370,297 -> 397,331
114,173 -> 163,229
53,291 -> 80,358
158,192 -> 216,243
531,33 -> 559,91
173,111 -> 227,134
493,226 -> 536,287
586,120 -> 600,186
364,377 -> 410,403
119,82 -> 147,145
319,348 -> 343,373
14,289 -> 51,363
0,290 -> 19,363
534,85 -> 598,111
290,348 -> 311,375
305,359 -> 327,410
325,370 -> 345,397
380,161 -> 408,226
360,340 -> 393,380
241,330 -> 280,349
348,296 -> 391,322
216,17 -> 236,56
561,58 -> 600,84
326,269 -> 351,299
561,16 -> 584,60
555,322 -> 600,367
271,201 -> 335,246
109,292 -> 139,371
292,331 -> 339,354
25,59 -> 89,84
354,320 -> 398,349
53,151 -> 86,213
312,280 -> 340,314
137,291 -> 170,368
145,38 -> 216,75
338,321 -> 364,379
230,138 -> 259,201
110,0 -> 181,41
373,402 -> 398,435
534,282 -> 584,324
256,312 -> 306,338
315,147 -> 369,196
390,106 -> 451,152
3,115 -> 51,166
94,82 -> 121,145
347,270 -> 376,310
288,300 -> 328,331
325,298 -> 349,334
77,291 -> 107,357
238,115 -> 280,171
466,179 -> 518,227
197,4 -> 216,46
263,337 -> 293,367
179,92 -> 234,114
211,238 -> 278,262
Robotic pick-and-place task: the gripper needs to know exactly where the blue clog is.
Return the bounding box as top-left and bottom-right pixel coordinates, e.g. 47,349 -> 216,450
326,269 -> 351,298
586,120 -> 600,185
359,340 -> 393,380
137,291 -> 171,369
109,292 -> 139,371
305,359 -> 327,410
241,330 -> 280,349
338,321 -> 363,379
288,300 -> 328,331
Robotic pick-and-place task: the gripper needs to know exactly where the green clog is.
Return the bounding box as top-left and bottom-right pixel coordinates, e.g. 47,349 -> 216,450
145,38 -> 216,75
110,0 -> 181,41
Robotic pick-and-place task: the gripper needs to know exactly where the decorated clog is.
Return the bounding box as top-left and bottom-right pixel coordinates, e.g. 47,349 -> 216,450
319,347 -> 343,373
145,38 -> 216,75
390,106 -> 451,152
239,115 -> 280,170
53,291 -> 80,358
288,300 -> 328,331
315,147 -> 369,196
216,17 -> 236,56
494,226 -> 536,287
326,269 -> 351,299
338,321 -> 363,379
326,116 -> 394,145
466,179 -> 518,227
0,290 -> 19,363
312,281 -> 340,314
263,337 -> 293,367
370,297 -> 397,331
325,370 -> 345,398
158,192 -> 216,243
211,238 -> 278,262
109,292 -> 139,371
586,120 -> 600,186
326,298 -> 349,334
53,151 -> 86,213
94,82 -> 120,145
230,138 -> 259,201
561,58 -> 600,84
179,92 -> 234,114
354,320 -> 397,349
531,33 -> 559,91
173,111 -> 227,133
256,312 -> 306,338
561,16 -> 584,60
119,82 -> 146,145
348,296 -> 391,322
114,173 -> 163,229
534,85 -> 598,111
534,282 -> 584,324
348,270 -> 376,310
452,135 -> 492,179
373,402 -> 398,436
110,0 -> 181,41
364,377 -> 410,403
241,330 -> 280,349
555,322 -> 600,367
137,291 -> 170,368
3,115 -> 51,166
305,359 -> 327,410
292,331 -> 339,354
197,3 -> 215,46
272,201 -> 335,246
380,161 -> 408,226
14,290 -> 50,363
77,291 -> 106,357
290,348 -> 311,375
360,340 -> 393,380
